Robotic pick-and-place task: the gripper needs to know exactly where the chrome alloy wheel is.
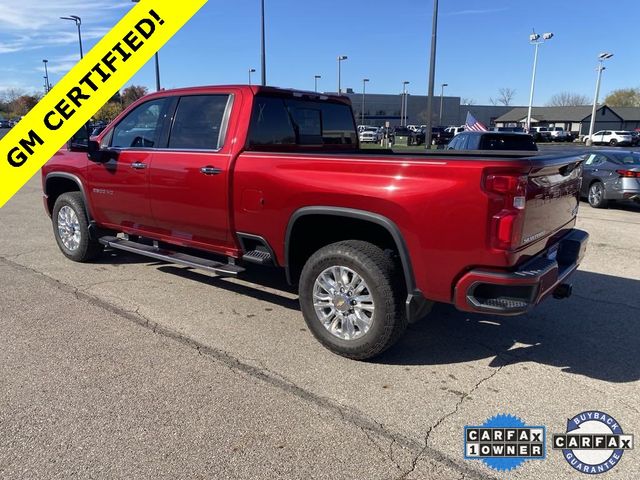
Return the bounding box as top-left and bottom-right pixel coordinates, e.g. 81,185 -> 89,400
312,266 -> 375,341
57,206 -> 81,251
589,183 -> 604,206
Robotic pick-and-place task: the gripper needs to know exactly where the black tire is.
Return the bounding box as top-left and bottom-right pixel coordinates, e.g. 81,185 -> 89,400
52,192 -> 102,262
609,139 -> 618,146
299,240 -> 407,360
588,181 -> 608,209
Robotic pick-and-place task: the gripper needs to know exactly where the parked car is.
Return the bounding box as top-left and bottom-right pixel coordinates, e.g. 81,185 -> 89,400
0,119 -> 11,128
358,126 -> 381,143
583,130 -> 633,146
428,127 -> 454,146
42,85 -> 588,359
548,127 -> 572,142
581,150 -> 640,208
446,131 -> 538,151
390,126 -> 423,145
445,126 -> 465,136
529,127 -> 551,142
629,131 -> 640,145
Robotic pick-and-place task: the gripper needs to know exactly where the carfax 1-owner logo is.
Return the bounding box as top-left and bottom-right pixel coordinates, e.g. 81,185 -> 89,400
464,414 -> 546,472
553,411 -> 634,474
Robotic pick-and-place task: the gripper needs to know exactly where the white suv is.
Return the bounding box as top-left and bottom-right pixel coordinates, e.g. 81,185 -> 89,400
584,130 -> 633,146
358,126 -> 381,143
549,127 -> 571,142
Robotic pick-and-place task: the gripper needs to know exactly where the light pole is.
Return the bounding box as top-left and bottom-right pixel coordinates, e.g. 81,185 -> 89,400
424,0 -> 439,147
42,60 -> 51,93
131,0 -> 161,91
526,30 -> 554,132
439,83 -> 448,126
586,53 -> 614,146
249,68 -> 256,85
337,55 -> 348,94
314,75 -> 321,93
261,0 -> 267,86
60,15 -> 83,59
361,78 -> 370,126
401,81 -> 410,126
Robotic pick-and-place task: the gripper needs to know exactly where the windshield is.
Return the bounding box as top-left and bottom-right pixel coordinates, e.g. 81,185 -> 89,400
611,152 -> 640,165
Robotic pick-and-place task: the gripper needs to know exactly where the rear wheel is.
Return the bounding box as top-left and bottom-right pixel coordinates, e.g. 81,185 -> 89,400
299,240 -> 407,360
588,181 -> 608,209
52,192 -> 102,262
609,139 -> 618,146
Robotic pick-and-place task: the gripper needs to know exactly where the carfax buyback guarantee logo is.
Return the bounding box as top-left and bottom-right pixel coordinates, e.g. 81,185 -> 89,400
464,414 -> 546,472
553,411 -> 634,474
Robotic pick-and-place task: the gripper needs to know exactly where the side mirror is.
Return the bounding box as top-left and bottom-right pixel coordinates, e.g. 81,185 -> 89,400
68,139 -> 89,152
88,140 -> 117,163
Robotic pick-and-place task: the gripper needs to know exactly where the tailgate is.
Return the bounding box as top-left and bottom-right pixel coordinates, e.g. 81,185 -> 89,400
520,156 -> 583,247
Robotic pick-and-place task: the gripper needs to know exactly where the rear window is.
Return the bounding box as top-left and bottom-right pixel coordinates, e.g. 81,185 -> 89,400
479,134 -> 538,151
247,95 -> 356,149
612,153 -> 640,165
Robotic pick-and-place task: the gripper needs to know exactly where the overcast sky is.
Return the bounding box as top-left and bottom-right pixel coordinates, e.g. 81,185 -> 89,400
0,0 -> 637,106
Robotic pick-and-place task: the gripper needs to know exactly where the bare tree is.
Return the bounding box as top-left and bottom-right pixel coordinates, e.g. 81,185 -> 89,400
547,92 -> 590,106
604,88 -> 640,107
461,97 -> 475,105
490,88 -> 516,106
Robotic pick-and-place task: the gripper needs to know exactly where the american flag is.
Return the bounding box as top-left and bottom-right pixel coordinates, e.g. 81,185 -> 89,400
465,111 -> 488,132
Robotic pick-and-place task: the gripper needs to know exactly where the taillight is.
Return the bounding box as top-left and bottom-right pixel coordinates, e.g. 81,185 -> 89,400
616,170 -> 640,178
484,173 -> 528,250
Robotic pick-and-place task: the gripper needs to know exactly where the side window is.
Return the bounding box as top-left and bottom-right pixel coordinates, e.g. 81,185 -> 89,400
248,97 -> 296,147
111,98 -> 168,149
318,103 -> 357,145
585,154 -> 598,166
603,131 -> 611,136
169,95 -> 231,150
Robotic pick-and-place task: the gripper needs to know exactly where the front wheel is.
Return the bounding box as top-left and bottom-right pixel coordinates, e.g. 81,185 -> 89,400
52,192 -> 103,262
299,241 -> 407,360
588,182 -> 608,209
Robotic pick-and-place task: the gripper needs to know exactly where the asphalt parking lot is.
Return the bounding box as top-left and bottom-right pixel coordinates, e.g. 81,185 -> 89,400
1,131 -> 639,479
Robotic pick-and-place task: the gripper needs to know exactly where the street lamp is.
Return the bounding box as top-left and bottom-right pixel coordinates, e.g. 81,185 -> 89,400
314,75 -> 321,93
586,53 -> 614,146
42,60 -> 51,93
424,0 -> 439,147
401,81 -> 410,126
361,78 -> 370,126
337,55 -> 348,94
249,68 -> 256,86
439,83 -> 448,126
131,0 -> 161,91
260,0 -> 267,86
526,30 -> 554,132
60,15 -> 83,59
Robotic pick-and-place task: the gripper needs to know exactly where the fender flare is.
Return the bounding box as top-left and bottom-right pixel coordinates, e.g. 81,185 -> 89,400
284,207 -> 430,322
44,172 -> 94,221
284,206 -> 416,291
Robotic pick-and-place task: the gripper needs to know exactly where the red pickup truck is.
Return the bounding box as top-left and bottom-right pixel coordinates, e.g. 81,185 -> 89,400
42,85 -> 588,359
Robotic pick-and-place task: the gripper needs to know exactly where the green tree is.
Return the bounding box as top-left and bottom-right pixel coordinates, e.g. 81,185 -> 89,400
94,102 -> 123,123
121,85 -> 149,107
604,88 -> 640,107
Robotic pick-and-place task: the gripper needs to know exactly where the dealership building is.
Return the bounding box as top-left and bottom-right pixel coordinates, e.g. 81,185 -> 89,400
337,89 -> 518,128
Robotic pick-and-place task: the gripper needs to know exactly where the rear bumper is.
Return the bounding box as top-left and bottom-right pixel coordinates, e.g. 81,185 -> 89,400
454,229 -> 589,315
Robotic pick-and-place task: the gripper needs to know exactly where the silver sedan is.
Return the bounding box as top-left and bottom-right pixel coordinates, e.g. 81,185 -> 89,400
581,150 -> 640,208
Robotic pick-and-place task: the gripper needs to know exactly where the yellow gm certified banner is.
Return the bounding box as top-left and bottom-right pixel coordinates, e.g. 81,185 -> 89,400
0,0 -> 208,208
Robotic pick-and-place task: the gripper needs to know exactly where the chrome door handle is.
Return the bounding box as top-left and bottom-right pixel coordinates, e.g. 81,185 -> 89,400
131,162 -> 147,170
200,166 -> 222,176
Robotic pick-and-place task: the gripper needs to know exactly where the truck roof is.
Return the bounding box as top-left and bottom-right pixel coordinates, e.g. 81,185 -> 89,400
139,85 -> 351,106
